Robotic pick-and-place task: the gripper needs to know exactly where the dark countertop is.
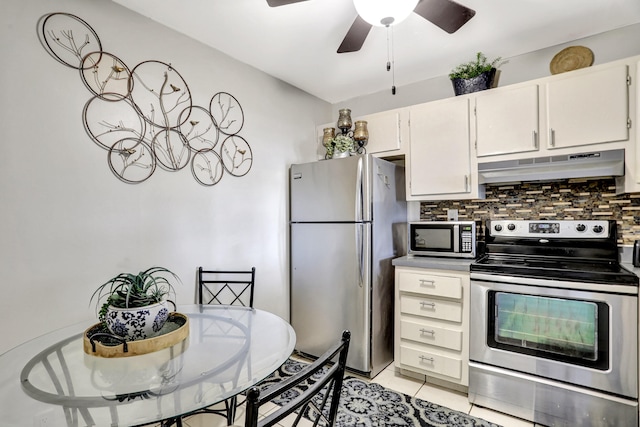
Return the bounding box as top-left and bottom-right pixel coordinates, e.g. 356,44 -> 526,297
394,245 -> 640,277
619,245 -> 640,276
392,255 -> 474,272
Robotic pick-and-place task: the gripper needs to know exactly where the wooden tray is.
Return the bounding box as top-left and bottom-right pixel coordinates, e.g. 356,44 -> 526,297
83,312 -> 189,358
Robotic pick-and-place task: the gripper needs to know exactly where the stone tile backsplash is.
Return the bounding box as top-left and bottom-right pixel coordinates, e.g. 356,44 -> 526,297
419,178 -> 640,244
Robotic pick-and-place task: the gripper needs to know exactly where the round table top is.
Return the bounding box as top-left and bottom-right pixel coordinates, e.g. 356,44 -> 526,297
0,305 -> 295,426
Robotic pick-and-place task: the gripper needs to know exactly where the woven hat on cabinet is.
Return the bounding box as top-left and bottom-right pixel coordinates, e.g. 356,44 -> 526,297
549,46 -> 594,75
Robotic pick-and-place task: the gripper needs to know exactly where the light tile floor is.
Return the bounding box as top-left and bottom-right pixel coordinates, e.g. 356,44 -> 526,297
177,361 -> 539,427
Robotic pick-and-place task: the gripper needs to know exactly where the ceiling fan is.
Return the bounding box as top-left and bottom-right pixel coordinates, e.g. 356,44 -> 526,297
266,0 -> 476,53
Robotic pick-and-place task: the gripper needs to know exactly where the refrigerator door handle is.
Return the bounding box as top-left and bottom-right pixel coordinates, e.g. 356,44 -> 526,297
356,224 -> 364,288
356,157 -> 363,221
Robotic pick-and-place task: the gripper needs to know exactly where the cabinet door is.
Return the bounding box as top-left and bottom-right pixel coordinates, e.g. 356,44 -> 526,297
358,109 -> 403,154
475,85 -> 539,157
546,64 -> 629,149
409,98 -> 471,196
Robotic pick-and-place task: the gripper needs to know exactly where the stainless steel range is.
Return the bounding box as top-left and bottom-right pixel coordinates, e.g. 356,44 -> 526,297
469,220 -> 639,426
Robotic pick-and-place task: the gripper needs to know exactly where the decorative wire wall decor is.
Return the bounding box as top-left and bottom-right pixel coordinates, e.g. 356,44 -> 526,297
38,12 -> 253,185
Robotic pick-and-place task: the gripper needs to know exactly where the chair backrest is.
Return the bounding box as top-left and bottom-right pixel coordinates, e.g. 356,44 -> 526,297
198,266 -> 256,307
244,330 -> 351,427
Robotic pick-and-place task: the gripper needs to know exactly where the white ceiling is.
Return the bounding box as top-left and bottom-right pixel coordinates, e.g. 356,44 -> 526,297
113,0 -> 640,104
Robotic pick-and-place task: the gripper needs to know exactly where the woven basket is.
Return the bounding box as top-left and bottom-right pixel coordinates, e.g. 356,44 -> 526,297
550,46 -> 594,75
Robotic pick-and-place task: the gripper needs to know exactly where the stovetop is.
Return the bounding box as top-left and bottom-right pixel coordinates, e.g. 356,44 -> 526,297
471,219 -> 639,286
471,254 -> 639,285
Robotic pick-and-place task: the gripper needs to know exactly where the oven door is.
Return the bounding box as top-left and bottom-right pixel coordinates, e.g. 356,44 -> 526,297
470,274 -> 638,399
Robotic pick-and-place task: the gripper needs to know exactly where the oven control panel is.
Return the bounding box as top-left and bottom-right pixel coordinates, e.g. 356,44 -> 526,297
489,220 -> 610,238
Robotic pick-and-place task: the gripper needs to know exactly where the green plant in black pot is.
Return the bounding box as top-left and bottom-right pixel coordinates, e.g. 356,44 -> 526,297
90,267 -> 181,340
449,52 -> 505,96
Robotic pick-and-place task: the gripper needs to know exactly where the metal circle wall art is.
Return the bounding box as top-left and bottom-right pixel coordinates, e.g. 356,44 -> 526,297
80,51 -> 131,101
38,12 -> 253,186
210,92 -> 245,136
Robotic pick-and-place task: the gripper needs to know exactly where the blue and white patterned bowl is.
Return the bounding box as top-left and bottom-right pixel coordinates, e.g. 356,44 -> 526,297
105,301 -> 170,341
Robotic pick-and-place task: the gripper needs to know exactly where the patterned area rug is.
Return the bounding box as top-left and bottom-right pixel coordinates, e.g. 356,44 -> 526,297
257,359 -> 501,427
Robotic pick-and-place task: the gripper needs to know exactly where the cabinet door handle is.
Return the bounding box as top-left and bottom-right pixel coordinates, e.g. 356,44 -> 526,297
419,279 -> 435,286
419,328 -> 435,335
420,301 -> 436,308
419,355 -> 435,363
464,175 -> 469,192
549,128 -> 556,147
532,130 -> 538,149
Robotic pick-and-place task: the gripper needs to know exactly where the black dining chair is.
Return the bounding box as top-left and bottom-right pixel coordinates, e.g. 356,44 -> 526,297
193,266 -> 256,425
198,266 -> 256,307
244,330 -> 351,427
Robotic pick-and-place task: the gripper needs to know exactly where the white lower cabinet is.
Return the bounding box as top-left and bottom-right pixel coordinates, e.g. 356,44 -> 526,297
394,266 -> 469,387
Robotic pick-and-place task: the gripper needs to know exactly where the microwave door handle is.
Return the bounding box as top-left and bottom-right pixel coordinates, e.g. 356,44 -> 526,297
453,225 -> 460,253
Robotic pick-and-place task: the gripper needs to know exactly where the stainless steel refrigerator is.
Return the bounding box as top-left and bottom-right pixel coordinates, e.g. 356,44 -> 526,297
289,154 -> 406,377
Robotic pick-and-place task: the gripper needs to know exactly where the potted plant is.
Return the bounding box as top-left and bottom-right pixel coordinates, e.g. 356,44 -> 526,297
449,52 -> 504,96
90,267 -> 181,341
331,134 -> 356,158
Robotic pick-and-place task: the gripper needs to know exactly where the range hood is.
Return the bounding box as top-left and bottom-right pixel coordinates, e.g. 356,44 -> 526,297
477,149 -> 625,184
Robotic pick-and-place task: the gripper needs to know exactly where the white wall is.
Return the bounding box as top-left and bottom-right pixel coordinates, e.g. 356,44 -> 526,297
336,23 -> 640,115
0,0 -> 331,354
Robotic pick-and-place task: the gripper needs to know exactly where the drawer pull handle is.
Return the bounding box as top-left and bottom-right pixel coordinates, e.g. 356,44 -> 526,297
420,301 -> 436,308
419,355 -> 435,363
419,328 -> 435,335
419,279 -> 435,286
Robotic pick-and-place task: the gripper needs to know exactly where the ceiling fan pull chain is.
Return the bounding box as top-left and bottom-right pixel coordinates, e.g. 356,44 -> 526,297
386,25 -> 396,95
386,25 -> 391,71
387,25 -> 396,95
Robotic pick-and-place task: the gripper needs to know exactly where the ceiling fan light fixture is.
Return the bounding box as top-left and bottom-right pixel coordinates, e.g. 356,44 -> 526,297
353,0 -> 419,27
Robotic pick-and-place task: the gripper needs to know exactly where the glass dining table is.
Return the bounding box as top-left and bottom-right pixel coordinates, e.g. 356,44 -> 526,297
0,304 -> 296,426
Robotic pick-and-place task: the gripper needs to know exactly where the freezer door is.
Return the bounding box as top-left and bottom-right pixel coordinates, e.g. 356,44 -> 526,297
290,155 -> 371,222
290,222 -> 371,373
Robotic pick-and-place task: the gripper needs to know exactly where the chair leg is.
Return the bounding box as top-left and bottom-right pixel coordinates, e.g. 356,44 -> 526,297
226,395 -> 237,426
159,417 -> 182,427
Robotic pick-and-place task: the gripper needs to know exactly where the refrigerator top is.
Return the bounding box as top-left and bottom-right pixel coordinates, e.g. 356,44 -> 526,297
290,155 -> 372,223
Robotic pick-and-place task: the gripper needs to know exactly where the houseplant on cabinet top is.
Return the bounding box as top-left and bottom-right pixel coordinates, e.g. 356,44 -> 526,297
90,267 -> 181,341
449,52 -> 504,96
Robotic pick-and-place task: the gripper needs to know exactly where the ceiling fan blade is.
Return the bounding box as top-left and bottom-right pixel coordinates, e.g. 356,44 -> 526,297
337,15 -> 372,54
414,0 -> 476,34
266,0 -> 310,7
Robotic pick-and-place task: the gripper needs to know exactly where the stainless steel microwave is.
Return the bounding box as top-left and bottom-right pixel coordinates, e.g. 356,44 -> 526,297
408,221 -> 477,258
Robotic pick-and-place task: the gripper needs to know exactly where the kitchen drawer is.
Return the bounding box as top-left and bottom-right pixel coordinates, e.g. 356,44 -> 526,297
399,294 -> 462,322
398,271 -> 462,299
400,319 -> 462,351
399,344 -> 462,380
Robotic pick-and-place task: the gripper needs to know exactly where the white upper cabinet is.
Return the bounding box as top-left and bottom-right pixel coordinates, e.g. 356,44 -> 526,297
475,85 -> 540,157
356,108 -> 407,156
472,62 -> 630,161
545,64 -> 629,150
315,108 -> 407,160
621,59 -> 640,192
407,97 -> 481,200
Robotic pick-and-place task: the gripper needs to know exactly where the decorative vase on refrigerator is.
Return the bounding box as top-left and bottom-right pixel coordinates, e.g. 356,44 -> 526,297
289,154 -> 406,377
